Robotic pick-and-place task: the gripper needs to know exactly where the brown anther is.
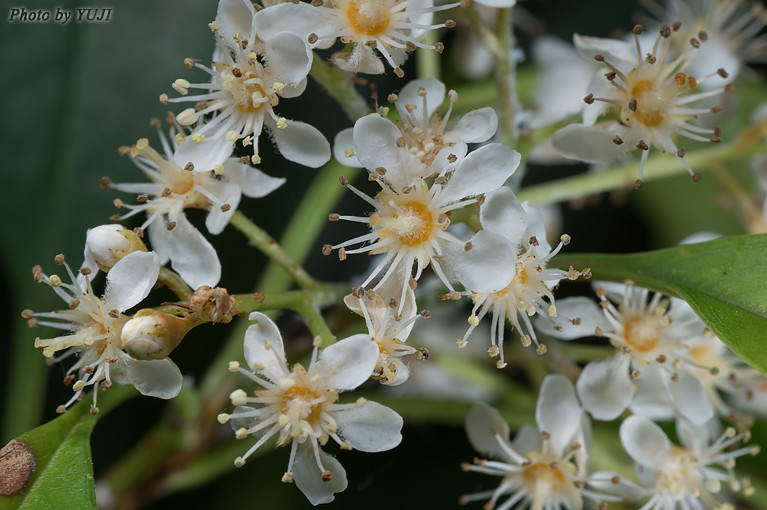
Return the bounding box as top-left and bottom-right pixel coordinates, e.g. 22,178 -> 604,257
321,244 -> 332,256
308,33 -> 318,44
612,135 -> 623,145
582,268 -> 592,279
583,93 -> 595,104
161,187 -> 171,197
636,140 -> 649,150
137,193 -> 149,203
593,54 -> 605,62
395,137 -> 406,148
444,19 -> 456,28
54,254 -> 65,265
82,366 -> 95,374
166,221 -> 176,231
671,373 -> 680,382
64,374 -> 76,386
692,172 -> 702,182
656,354 -> 667,363
365,40 -> 377,48
321,470 -> 332,482
406,41 -> 416,51
328,213 -> 340,222
368,173 -> 378,181
105,356 -> 118,363
529,235 -> 539,246
633,24 -> 644,35
338,247 -> 347,261
100,380 -> 112,391
714,126 -> 722,137
80,267 -> 92,276
240,156 -> 250,164
435,42 -> 444,54
69,298 -> 79,310
676,148 -> 686,158
604,71 -> 616,81
690,38 -> 700,48
634,179 -> 643,190
184,162 -> 195,171
660,25 -> 671,38
674,72 -> 687,85
572,317 -> 582,326
631,369 -> 641,379
90,406 -> 100,415
375,166 -> 386,175
184,57 -> 195,68
159,93 -> 168,105
541,431 -> 551,440
688,76 -> 698,88
27,318 -> 38,328
220,204 -> 231,212
717,68 -> 729,79
231,67 -> 242,78
108,309 -> 120,319
100,176 -> 112,188
594,326 -> 603,336
477,194 -> 486,205
464,242 -> 473,252
710,366 -> 720,375
133,227 -> 144,238
671,21 -> 682,32
628,98 -> 638,111
447,153 -> 457,163
409,278 -> 418,290
113,198 -> 124,209
339,176 -> 349,186
725,83 -> 735,93
698,30 -> 708,42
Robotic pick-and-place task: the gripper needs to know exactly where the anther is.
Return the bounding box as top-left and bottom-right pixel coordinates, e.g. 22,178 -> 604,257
717,68 -> 729,79
328,213 -> 340,221
583,93 -> 595,104
633,24 -> 644,35
322,244 -> 332,256
660,25 -> 672,38
636,140 -> 649,150
612,136 -> 623,145
628,98 -> 638,111
690,38 -> 700,48
671,21 -> 682,32
393,68 -> 405,78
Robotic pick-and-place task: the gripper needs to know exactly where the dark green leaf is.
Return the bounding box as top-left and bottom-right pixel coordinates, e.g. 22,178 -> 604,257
0,387 -> 133,510
553,234 -> 767,375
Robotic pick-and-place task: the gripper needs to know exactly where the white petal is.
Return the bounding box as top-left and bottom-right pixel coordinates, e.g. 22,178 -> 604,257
510,424 -> 542,456
629,365 -> 675,421
573,34 -> 636,66
166,214 -> 221,288
581,71 -> 614,126
576,355 -> 633,421
620,415 -> 673,469
204,179 -> 242,235
270,118 -> 330,168
535,296 -> 609,340
253,3 -> 336,48
293,442 -> 348,506
522,202 -> 553,254
148,218 -> 170,264
440,144 -> 520,205
265,32 -> 312,85
664,370 -> 715,425
536,374 -> 582,456
479,186 -> 527,246
172,136 -> 233,172
103,251 -> 160,312
551,123 -> 630,164
431,142 -> 467,176
453,230 -> 516,294
465,402 -> 512,459
396,78 -> 445,120
224,159 -> 285,198
333,401 -> 403,452
216,0 -> 256,44
353,115 -> 426,186
279,77 -> 307,99
332,45 -> 385,74
314,334 -> 378,391
332,127 -> 362,168
446,108 -> 498,143
243,312 -> 289,380
124,357 -> 183,399
403,0 -> 435,39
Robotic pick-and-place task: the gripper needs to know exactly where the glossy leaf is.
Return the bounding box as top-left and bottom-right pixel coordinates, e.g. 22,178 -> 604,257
0,387 -> 133,510
553,234 -> 767,376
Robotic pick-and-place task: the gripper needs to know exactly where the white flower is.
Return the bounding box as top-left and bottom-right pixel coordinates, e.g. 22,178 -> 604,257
451,187 -> 578,368
334,78 -> 498,168
606,415 -> 759,509
167,0 -> 330,167
552,23 -> 732,188
343,278 -> 423,386
220,312 -> 403,505
29,251 -> 182,412
111,130 -> 284,289
461,375 -> 614,510
327,114 -> 520,313
80,224 -> 148,281
644,0 -> 767,81
253,0 -> 458,76
538,281 -> 716,424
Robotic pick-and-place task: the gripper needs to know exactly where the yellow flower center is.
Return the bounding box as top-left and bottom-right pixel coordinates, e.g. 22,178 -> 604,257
522,462 -> 566,490
630,79 -> 665,127
169,169 -> 196,195
345,0 -> 391,36
394,201 -> 434,247
281,385 -> 322,424
623,315 -> 661,353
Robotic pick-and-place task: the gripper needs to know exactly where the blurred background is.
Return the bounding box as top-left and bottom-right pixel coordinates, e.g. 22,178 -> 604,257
2,0 -> 764,508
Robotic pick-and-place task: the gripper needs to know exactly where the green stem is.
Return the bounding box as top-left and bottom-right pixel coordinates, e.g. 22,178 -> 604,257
416,30 -> 440,80
295,299 -> 337,347
229,210 -> 318,290
232,286 -> 348,316
158,267 -> 193,300
494,7 -> 517,147
309,53 -> 370,121
517,136 -> 765,206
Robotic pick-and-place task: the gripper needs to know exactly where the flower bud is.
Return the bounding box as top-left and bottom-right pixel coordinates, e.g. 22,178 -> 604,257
121,309 -> 195,360
189,285 -> 238,323
85,225 -> 147,272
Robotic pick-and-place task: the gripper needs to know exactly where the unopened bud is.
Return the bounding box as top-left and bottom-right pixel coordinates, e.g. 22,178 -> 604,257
85,225 -> 147,272
121,309 -> 195,360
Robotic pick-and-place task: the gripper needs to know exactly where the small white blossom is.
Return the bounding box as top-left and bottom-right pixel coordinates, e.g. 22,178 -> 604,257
461,375 -> 615,510
254,0 -> 458,76
167,0 -> 330,167
538,281 -> 717,424
334,78 -> 498,168
451,187 -> 577,368
596,416 -> 760,509
29,251 -> 182,412
111,130 -> 284,289
223,312 -> 403,505
552,23 -> 732,188
327,114 -> 520,314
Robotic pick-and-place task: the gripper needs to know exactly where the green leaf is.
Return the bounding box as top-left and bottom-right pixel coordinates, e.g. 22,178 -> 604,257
552,234 -> 767,375
0,387 -> 133,510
